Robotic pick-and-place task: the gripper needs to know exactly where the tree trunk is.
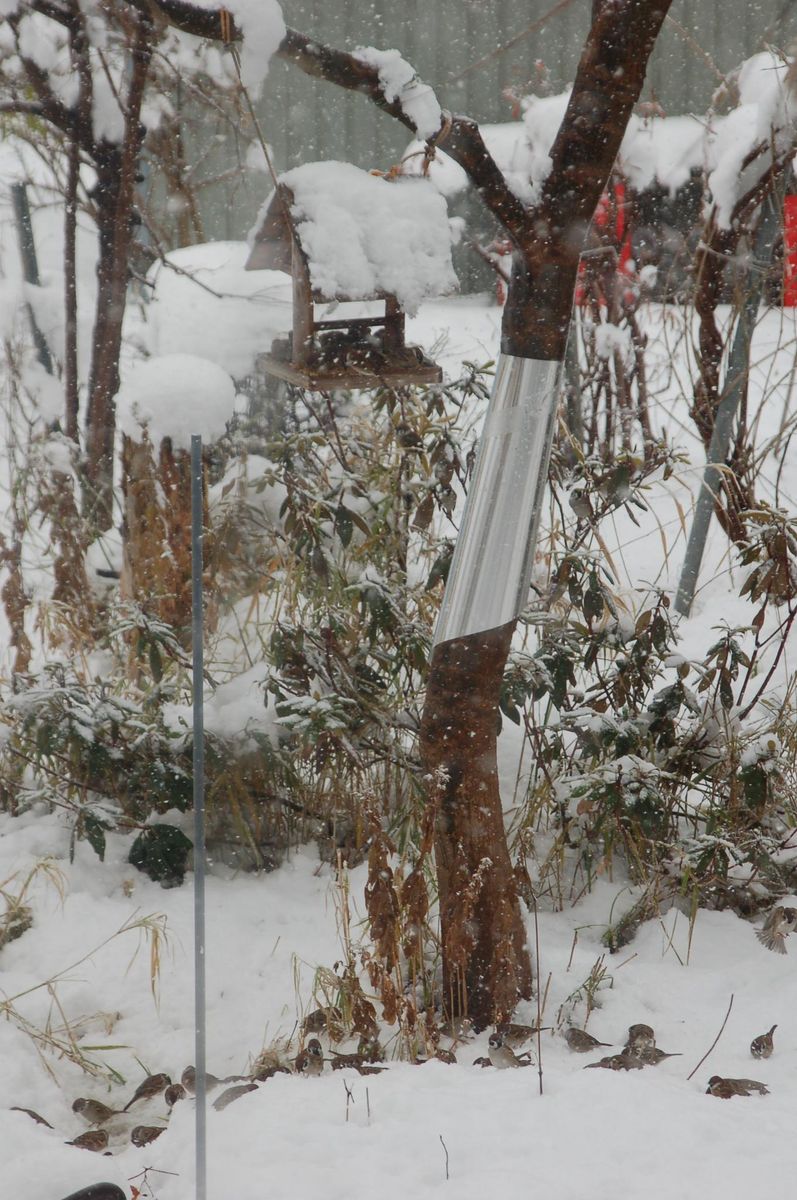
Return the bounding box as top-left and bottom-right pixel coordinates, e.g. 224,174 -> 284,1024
84,15 -> 154,530
421,0 -> 672,1028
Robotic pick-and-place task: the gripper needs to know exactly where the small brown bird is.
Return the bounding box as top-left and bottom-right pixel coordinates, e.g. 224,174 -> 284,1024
496,1023 -> 548,1049
488,1031 -> 531,1069
295,1039 -> 325,1077
750,1025 -> 777,1059
585,1052 -> 644,1071
180,1066 -> 223,1095
756,906 -> 797,954
636,1045 -> 682,1065
131,1125 -> 166,1147
164,1083 -> 186,1108
65,1129 -> 109,1152
565,1028 -> 612,1053
433,1047 -> 457,1065
123,1073 -> 171,1111
706,1075 -> 769,1099
624,1024 -> 656,1053
357,1036 -> 385,1063
212,1083 -> 258,1111
438,1015 -> 474,1042
72,1097 -> 122,1126
10,1106 -> 53,1129
330,1053 -> 386,1076
302,1006 -> 343,1035
251,1064 -> 291,1082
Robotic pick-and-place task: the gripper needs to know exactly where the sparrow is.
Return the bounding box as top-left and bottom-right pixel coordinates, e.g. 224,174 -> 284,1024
131,1125 -> 166,1147
564,1028 -> 612,1053
635,1045 -> 682,1065
706,1075 -> 769,1099
164,1083 -> 186,1108
123,1073 -> 171,1111
72,1097 -> 122,1126
295,1038 -> 325,1077
212,1083 -> 258,1111
438,1015 -> 474,1041
624,1024 -> 656,1054
488,1031 -> 531,1069
496,1023 -> 548,1049
65,1129 -> 109,1152
10,1106 -> 53,1128
569,487 -> 593,523
585,1052 -> 644,1071
750,1025 -> 777,1059
357,1036 -> 385,1063
756,905 -> 797,954
180,1066 -> 224,1095
330,1055 -> 386,1076
302,1006 -> 342,1035
472,1056 -> 492,1068
251,1064 -> 291,1082
421,1047 -> 457,1065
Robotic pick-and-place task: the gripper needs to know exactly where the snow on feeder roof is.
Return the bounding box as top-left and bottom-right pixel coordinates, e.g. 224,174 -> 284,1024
245,160 -> 457,390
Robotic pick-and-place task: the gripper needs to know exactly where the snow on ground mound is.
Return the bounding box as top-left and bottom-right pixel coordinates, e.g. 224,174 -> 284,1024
144,241 -> 293,379
117,353 -> 236,450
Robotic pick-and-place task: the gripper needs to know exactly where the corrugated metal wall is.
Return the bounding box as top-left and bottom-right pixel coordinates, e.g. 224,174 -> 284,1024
199,0 -> 792,254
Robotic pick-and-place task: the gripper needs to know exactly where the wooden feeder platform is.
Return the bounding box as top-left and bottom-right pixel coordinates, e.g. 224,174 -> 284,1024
247,180 -> 443,391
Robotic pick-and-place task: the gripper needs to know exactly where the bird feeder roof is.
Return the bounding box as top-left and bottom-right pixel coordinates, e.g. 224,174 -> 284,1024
245,160 -> 457,314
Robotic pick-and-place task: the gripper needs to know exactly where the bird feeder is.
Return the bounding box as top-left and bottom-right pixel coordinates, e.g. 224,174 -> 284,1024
245,162 -> 454,390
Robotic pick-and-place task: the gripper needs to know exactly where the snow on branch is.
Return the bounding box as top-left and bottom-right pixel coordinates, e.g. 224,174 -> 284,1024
353,46 -> 442,141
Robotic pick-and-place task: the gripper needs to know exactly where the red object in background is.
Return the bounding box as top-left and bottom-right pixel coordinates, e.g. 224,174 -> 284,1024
783,195 -> 797,306
574,177 -> 634,306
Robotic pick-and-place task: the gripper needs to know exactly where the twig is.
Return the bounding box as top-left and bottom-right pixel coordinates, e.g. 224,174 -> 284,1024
566,929 -> 578,972
687,994 -> 734,1081
343,1079 -> 355,1122
532,892 -> 545,1095
366,1086 -> 371,1124
439,1134 -> 450,1182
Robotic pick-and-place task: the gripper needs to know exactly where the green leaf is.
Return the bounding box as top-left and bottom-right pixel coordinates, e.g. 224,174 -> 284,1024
148,641 -> 163,684
334,505 -> 353,548
84,813 -> 107,862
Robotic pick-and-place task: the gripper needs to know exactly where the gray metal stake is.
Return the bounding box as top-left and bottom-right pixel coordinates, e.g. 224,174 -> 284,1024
674,198 -> 779,617
191,434 -> 207,1200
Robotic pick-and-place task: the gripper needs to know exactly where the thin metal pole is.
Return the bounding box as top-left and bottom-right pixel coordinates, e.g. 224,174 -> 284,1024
674,198 -> 778,617
191,434 -> 207,1200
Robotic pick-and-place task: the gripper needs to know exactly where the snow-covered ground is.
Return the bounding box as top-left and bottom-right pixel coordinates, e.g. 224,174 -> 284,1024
3,804 -> 797,1200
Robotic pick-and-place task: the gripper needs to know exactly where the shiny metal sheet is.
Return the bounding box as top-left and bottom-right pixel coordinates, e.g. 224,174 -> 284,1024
433,353 -> 562,647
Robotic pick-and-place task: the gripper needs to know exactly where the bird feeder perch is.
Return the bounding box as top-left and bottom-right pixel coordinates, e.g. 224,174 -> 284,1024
245,162 -> 455,390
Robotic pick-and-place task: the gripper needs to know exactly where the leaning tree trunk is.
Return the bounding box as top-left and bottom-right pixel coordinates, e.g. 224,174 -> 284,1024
420,0 -> 672,1029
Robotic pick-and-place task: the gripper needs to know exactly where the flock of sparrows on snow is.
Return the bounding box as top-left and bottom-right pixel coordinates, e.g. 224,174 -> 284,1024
10,905 -> 793,1151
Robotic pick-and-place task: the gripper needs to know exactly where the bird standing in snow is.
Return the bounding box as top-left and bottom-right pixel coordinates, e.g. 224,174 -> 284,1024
295,1038 -> 325,1077
72,1097 -> 121,1126
564,1028 -> 611,1053
65,1129 -> 110,1152
123,1072 -> 171,1111
750,1025 -> 777,1059
706,1075 -> 769,1099
488,1031 -> 531,1069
